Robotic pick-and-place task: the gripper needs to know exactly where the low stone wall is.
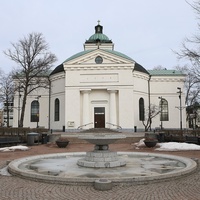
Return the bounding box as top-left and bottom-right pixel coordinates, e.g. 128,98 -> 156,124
156,129 -> 200,144
0,127 -> 49,143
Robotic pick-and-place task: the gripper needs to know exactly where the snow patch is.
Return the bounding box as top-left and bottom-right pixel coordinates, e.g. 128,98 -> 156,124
134,139 -> 200,151
156,142 -> 200,151
0,145 -> 30,152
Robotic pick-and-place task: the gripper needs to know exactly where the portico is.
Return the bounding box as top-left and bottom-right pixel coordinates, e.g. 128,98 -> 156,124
78,89 -> 118,129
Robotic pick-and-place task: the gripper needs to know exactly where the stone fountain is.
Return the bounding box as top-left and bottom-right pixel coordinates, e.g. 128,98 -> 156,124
7,131 -> 197,186
77,134 -> 126,168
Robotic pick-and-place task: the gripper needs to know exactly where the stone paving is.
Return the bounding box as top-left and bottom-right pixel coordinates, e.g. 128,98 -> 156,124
0,142 -> 200,199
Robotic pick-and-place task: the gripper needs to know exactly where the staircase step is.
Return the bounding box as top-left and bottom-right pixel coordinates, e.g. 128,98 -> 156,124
80,128 -> 121,133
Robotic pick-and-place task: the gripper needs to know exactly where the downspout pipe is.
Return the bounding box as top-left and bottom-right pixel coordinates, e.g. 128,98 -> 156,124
148,74 -> 152,131
48,77 -> 51,131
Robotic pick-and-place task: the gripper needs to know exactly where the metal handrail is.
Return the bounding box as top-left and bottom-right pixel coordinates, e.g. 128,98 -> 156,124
77,122 -> 93,129
106,122 -> 122,129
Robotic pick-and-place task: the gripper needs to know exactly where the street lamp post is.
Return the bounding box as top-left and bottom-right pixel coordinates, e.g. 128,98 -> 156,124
36,113 -> 39,128
18,94 -> 20,127
158,96 -> 163,130
177,87 -> 182,130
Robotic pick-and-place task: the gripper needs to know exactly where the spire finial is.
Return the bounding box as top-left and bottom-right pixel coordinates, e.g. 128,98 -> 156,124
97,20 -> 100,25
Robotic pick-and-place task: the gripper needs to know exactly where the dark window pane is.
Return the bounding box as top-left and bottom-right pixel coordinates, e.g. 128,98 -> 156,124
94,107 -> 105,114
139,98 -> 145,121
31,100 -> 39,122
160,99 -> 169,121
55,98 -> 60,121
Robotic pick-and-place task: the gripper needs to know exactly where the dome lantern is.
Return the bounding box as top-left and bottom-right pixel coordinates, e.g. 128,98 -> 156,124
95,20 -> 103,34
85,21 -> 112,44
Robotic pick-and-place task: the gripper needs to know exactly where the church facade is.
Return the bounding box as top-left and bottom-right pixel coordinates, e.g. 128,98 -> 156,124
13,23 -> 186,131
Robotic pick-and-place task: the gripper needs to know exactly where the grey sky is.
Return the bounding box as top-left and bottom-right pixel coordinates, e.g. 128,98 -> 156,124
0,0 -> 197,73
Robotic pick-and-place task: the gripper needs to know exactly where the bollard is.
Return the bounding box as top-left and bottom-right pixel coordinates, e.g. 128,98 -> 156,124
94,179 -> 112,191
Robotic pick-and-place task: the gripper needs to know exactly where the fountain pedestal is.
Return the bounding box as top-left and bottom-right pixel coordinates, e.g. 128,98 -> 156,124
77,134 -> 126,168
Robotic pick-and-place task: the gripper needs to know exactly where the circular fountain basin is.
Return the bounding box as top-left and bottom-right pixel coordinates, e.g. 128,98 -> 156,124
8,152 -> 197,186
78,134 -> 126,145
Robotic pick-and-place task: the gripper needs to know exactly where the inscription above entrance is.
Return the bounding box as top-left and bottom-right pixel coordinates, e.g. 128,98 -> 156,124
80,73 -> 119,83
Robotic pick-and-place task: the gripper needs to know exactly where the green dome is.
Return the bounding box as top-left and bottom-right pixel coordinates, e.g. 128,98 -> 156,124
89,33 -> 110,41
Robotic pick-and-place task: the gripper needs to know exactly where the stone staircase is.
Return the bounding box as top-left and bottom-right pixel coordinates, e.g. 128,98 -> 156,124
80,128 -> 121,133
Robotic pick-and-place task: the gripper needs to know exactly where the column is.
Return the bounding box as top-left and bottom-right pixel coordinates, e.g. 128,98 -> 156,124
82,89 -> 91,126
108,90 -> 117,127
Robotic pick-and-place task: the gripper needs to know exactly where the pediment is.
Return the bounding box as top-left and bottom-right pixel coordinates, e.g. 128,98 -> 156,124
64,49 -> 134,66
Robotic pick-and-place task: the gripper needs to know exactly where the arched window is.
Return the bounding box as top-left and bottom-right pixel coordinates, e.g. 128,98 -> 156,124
160,98 -> 169,121
55,98 -> 60,121
31,100 -> 39,122
139,98 -> 145,121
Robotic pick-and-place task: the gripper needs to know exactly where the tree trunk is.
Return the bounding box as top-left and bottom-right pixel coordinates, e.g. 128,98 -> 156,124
6,103 -> 9,127
19,92 -> 27,127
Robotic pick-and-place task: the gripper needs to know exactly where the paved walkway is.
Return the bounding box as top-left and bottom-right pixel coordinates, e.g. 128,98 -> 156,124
0,142 -> 200,199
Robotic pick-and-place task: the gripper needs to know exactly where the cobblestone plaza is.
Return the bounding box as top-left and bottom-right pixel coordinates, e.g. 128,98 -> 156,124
1,143 -> 200,200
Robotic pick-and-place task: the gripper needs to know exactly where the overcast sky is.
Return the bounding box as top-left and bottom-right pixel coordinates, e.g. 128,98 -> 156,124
0,0 -> 197,74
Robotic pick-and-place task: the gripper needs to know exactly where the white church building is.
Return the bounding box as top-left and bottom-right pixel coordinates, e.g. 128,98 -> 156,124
13,23 -> 186,131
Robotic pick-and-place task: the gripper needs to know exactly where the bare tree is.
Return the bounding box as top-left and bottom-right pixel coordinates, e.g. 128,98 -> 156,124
176,1 -> 200,65
4,32 -> 57,127
173,1 -> 200,128
175,65 -> 200,106
0,72 -> 15,127
142,104 -> 160,131
152,65 -> 166,70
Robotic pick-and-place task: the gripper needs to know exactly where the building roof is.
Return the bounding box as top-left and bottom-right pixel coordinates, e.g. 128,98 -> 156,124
134,63 -> 149,74
63,50 -> 94,63
62,49 -> 134,63
50,49 -> 149,76
148,69 -> 185,76
103,49 -> 134,61
50,63 -> 64,75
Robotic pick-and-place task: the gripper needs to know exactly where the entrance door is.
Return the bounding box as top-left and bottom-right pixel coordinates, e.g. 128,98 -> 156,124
94,107 -> 105,128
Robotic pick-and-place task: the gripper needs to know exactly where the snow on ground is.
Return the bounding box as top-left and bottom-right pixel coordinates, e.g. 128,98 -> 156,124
1,140 -> 200,152
0,145 -> 30,152
134,139 -> 200,151
156,142 -> 200,151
